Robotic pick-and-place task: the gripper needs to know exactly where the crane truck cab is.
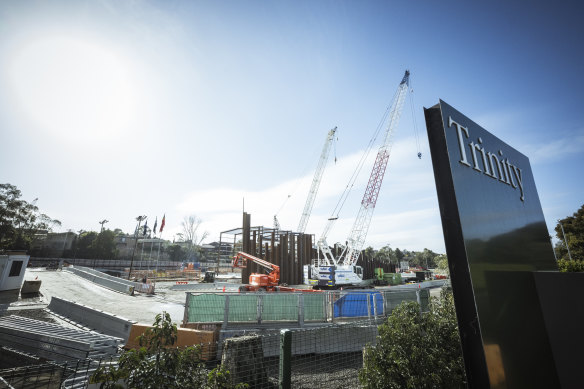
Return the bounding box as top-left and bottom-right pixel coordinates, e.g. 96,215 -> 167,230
303,264 -> 363,289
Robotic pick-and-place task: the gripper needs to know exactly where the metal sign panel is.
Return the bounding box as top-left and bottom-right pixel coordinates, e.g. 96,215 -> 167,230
424,100 -> 559,388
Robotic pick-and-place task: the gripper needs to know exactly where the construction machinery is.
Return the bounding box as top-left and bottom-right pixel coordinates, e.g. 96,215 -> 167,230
273,126 -> 337,232
232,251 -> 280,292
233,251 -> 321,292
305,70 -> 412,289
297,127 -> 337,233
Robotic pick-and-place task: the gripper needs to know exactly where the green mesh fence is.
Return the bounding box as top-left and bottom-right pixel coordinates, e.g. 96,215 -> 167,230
227,294 -> 258,322
186,290 -> 425,323
303,293 -> 325,321
262,293 -> 298,321
187,293 -> 225,322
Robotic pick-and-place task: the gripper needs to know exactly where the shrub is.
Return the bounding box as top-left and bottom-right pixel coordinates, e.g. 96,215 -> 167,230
557,259 -> 584,272
91,312 -> 247,389
359,290 -> 466,389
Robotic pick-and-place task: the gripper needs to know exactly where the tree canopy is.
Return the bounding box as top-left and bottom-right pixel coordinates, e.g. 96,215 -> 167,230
0,183 -> 61,251
555,203 -> 584,261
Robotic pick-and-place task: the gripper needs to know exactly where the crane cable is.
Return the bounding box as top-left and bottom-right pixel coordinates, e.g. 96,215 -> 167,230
274,128 -> 338,226
408,77 -> 422,159
327,87 -> 399,222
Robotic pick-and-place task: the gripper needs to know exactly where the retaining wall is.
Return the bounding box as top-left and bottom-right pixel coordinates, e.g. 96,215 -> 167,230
64,267 -> 134,295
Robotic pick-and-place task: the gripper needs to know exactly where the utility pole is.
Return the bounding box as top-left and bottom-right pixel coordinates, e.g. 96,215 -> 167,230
99,219 -> 109,233
128,215 -> 147,280
558,219 -> 573,261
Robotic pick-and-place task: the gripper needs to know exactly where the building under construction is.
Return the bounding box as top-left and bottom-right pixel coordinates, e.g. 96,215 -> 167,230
218,212 -> 396,286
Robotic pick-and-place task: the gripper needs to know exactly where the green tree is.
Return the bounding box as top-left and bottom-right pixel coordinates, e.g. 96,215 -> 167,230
167,244 -> 187,262
90,229 -> 118,259
436,254 -> 449,275
73,231 -> 99,259
375,244 -> 397,265
414,248 -> 438,269
395,248 -> 404,262
0,183 -> 61,250
555,204 -> 584,261
359,290 -> 466,389
91,312 -> 246,389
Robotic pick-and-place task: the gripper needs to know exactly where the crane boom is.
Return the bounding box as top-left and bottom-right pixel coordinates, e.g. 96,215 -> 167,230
297,127 -> 337,234
341,70 -> 410,266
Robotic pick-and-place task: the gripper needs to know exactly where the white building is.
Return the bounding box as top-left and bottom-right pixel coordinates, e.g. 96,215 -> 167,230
0,253 -> 30,291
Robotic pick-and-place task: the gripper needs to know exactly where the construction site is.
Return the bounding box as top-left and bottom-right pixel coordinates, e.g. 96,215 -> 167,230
0,70 -> 448,388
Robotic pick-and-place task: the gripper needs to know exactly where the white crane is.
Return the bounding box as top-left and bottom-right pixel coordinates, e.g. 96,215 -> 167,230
297,127 -> 337,234
305,70 -> 411,288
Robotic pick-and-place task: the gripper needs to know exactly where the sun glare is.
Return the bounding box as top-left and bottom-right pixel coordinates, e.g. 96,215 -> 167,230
7,34 -> 137,143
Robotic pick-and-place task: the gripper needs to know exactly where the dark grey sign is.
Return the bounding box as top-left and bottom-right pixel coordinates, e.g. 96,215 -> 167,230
424,100 -> 558,388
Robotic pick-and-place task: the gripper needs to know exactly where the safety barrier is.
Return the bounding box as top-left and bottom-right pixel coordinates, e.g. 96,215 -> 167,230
64,267 -> 134,295
72,266 -> 154,294
184,289 -> 430,327
47,297 -> 136,342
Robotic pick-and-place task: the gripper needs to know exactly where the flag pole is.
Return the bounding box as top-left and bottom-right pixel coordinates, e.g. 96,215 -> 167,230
154,214 -> 166,286
155,232 -> 163,285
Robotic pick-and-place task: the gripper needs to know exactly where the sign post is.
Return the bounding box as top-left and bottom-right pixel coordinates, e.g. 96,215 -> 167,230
424,100 -> 559,388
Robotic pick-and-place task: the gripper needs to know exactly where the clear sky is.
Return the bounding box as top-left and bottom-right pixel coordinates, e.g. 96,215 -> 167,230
1,0 -> 582,253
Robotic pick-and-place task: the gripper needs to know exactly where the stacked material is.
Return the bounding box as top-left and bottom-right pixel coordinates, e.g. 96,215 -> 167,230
47,297 -> 136,342
0,315 -> 122,362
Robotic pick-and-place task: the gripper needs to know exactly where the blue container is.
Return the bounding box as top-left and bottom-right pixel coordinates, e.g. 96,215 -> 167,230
334,291 -> 383,318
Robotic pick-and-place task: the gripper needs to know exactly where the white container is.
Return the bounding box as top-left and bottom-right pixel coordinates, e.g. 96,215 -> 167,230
0,254 -> 30,291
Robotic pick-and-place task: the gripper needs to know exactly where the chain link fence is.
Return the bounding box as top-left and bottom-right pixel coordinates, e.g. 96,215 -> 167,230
0,289 -> 432,388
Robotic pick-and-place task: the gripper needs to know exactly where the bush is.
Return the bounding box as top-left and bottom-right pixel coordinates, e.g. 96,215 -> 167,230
557,259 -> 584,272
359,290 -> 466,389
91,312 -> 247,389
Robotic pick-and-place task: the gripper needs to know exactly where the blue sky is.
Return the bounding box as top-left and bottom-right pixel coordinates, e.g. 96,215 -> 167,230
1,0 -> 582,253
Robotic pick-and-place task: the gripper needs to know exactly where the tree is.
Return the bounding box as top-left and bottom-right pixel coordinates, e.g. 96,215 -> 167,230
554,204 -> 584,261
181,215 -> 209,261
436,254 -> 449,275
91,312 -> 247,389
90,230 -> 118,259
73,231 -> 99,259
167,244 -> 187,262
359,290 -> 466,389
0,183 -> 61,250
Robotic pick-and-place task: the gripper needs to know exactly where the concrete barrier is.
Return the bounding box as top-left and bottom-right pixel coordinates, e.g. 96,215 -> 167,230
48,297 -> 136,342
65,267 -> 134,295
73,266 -> 155,294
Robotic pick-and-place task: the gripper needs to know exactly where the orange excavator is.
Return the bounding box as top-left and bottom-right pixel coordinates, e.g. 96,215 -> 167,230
232,251 -> 321,293
232,251 -> 281,292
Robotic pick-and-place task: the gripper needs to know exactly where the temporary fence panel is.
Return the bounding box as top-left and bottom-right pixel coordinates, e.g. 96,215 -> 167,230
333,291 -> 384,318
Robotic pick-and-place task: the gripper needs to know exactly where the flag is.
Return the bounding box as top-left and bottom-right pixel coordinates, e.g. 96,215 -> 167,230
153,217 -> 158,235
160,214 -> 166,233
143,220 -> 148,236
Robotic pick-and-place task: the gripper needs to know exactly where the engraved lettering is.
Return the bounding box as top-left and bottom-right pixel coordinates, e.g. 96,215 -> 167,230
449,118 -> 525,201
487,152 -> 502,180
449,117 -> 471,167
511,165 -> 524,201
